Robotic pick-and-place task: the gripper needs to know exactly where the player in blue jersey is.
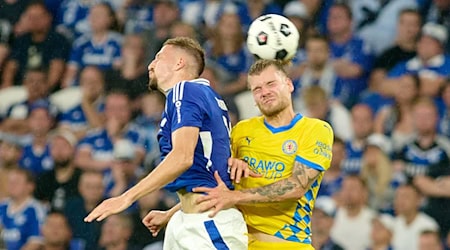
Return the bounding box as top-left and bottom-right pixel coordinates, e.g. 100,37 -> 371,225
84,37 -> 248,249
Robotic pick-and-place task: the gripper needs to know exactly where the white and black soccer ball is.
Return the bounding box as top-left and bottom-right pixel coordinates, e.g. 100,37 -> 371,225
246,14 -> 300,62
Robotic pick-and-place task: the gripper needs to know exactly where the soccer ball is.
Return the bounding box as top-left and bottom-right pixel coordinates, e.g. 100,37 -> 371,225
246,14 -> 300,62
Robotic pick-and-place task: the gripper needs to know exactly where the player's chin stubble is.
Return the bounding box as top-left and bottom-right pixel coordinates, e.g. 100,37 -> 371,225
148,77 -> 159,91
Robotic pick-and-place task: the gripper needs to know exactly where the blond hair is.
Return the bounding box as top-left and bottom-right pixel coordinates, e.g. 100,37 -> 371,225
248,59 -> 287,76
163,37 -> 205,76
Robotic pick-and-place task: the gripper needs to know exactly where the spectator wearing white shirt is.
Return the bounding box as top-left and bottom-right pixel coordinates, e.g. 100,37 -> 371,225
331,175 -> 376,250
392,183 -> 439,250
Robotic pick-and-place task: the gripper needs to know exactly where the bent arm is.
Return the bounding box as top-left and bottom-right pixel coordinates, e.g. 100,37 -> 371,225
234,161 -> 321,204
121,126 -> 199,202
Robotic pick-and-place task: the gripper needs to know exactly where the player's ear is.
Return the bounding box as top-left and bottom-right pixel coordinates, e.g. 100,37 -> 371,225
174,57 -> 186,71
286,77 -> 294,93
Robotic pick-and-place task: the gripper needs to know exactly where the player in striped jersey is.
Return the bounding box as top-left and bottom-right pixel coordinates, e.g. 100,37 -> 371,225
84,37 -> 247,250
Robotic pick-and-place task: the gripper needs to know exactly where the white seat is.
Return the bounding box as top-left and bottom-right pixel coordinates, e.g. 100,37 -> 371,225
0,86 -> 27,117
49,87 -> 82,112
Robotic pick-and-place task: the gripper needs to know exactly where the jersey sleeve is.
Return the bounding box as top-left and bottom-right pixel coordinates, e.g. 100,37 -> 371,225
295,120 -> 334,171
167,82 -> 205,131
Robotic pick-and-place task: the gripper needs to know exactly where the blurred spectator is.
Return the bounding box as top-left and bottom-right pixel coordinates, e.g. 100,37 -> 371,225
370,9 -> 421,97
116,0 -> 153,34
425,0 -> 450,53
352,0 -> 418,55
327,3 -> 374,108
1,2 -> 70,90
54,0 -> 97,41
341,103 -> 374,174
360,134 -> 395,211
283,0 -> 310,66
393,97 -> 450,180
204,10 -> 252,98
104,34 -> 149,105
331,175 -> 375,250
0,136 -> 23,199
238,0 -> 283,28
374,74 -> 420,151
40,211 -> 73,250
392,184 -> 439,250
129,191 -> 169,249
98,213 -> 140,250
1,67 -> 53,135
169,21 -> 198,40
438,80 -> 450,138
291,35 -> 339,112
0,0 -> 32,71
369,214 -> 395,250
385,23 -> 450,97
0,168 -> 47,250
107,139 -> 142,199
64,171 -> 104,250
141,0 -> 179,62
303,86 -> 353,141
59,66 -> 105,138
75,91 -> 145,173
62,3 -> 122,87
34,129 -> 81,212
132,91 -> 165,171
419,230 -> 444,250
18,101 -> 56,177
311,196 -> 343,250
318,136 -> 345,198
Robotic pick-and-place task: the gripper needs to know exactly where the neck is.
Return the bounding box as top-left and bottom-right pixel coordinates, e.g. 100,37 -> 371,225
331,31 -> 352,44
11,196 -> 30,211
93,31 -> 108,43
106,242 -> 127,250
417,132 -> 435,148
31,30 -> 48,42
55,165 -> 75,182
397,38 -> 416,51
346,205 -> 362,217
403,211 -> 417,225
264,108 -> 296,128
372,242 -> 391,250
43,243 -> 68,250
161,73 -> 197,93
33,135 -> 48,147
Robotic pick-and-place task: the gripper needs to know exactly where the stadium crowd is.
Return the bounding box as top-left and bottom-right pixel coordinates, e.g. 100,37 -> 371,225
0,0 -> 449,249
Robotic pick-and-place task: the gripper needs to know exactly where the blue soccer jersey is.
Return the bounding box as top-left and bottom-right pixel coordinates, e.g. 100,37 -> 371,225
160,79 -> 233,192
19,143 -> 53,176
0,198 -> 47,250
68,32 -> 122,70
341,140 -> 365,175
59,102 -> 105,131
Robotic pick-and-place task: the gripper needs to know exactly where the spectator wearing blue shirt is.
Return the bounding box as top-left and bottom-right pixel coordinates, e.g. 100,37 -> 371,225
340,104 -> 374,175
0,168 -> 47,250
204,10 -> 253,100
327,3 -> 374,108
59,66 -> 105,138
1,2 -> 70,90
65,171 -> 104,250
63,3 -> 122,87
19,100 -> 56,177
318,136 -> 345,198
385,23 -> 450,97
75,91 -> 145,195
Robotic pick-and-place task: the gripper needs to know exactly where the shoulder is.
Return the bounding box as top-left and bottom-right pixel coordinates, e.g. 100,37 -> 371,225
301,116 -> 334,134
72,35 -> 91,48
169,80 -> 209,102
107,32 -> 123,44
233,116 -> 264,130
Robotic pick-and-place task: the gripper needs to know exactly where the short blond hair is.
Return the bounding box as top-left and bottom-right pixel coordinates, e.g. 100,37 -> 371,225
163,37 -> 205,76
248,59 -> 287,76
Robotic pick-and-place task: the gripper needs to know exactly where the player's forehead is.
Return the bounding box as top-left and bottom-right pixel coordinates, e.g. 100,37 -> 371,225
248,66 -> 282,86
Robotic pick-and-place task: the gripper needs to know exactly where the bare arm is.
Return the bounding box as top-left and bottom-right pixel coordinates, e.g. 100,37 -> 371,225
75,148 -> 113,171
84,126 -> 200,222
48,59 -> 66,89
414,176 -> 450,198
1,59 -> 18,88
194,162 -> 322,216
61,65 -> 78,88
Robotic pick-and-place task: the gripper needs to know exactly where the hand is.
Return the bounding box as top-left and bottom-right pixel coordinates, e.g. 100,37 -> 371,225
84,195 -> 132,222
228,157 -> 262,183
192,171 -> 238,218
142,210 -> 171,237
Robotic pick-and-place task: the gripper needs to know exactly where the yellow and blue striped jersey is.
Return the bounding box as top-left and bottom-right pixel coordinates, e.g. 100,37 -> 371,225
232,114 -> 334,244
